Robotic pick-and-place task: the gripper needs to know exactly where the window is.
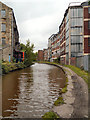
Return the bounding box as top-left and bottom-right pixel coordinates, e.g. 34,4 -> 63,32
88,1 -> 90,5
1,9 -> 6,18
71,36 -> 83,44
71,27 -> 82,35
2,37 -> 6,46
88,7 -> 90,14
88,38 -> 90,46
71,18 -> 83,27
71,44 -> 82,53
70,8 -> 83,18
1,24 -> 6,32
88,21 -> 90,29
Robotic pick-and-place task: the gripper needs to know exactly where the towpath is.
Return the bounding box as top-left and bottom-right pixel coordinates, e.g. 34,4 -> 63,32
52,65 -> 88,118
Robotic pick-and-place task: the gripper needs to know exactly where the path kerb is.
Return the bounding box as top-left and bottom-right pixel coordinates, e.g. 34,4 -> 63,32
52,65 -> 75,118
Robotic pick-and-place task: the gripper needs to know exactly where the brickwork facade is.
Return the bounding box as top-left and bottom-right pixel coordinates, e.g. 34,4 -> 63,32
38,50 -> 44,61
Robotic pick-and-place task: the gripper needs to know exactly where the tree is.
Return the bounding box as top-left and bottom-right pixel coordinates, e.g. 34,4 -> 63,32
20,39 -> 34,66
20,43 -> 26,51
32,52 -> 38,61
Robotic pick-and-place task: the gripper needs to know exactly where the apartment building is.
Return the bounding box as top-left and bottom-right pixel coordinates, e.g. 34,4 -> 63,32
52,33 -> 60,61
0,2 -> 19,61
59,17 -> 66,65
48,35 -> 53,61
48,1 -> 90,71
43,49 -> 48,61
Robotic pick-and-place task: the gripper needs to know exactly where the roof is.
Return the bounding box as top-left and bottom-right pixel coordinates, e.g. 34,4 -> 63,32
0,1 -> 12,10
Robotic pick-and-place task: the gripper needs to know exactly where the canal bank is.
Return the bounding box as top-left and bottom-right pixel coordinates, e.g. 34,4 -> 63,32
2,62 -> 33,75
42,62 -> 88,118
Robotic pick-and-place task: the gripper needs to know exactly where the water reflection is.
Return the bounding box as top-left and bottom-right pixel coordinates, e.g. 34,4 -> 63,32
2,63 -> 66,118
0,75 -> 2,118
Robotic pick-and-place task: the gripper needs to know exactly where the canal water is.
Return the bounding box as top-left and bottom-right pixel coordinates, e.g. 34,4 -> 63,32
2,63 -> 66,118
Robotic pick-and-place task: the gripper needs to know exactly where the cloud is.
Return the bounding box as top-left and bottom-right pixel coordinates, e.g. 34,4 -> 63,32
19,11 -> 63,52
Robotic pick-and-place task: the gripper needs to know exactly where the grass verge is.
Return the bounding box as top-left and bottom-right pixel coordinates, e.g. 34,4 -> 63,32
64,65 -> 88,84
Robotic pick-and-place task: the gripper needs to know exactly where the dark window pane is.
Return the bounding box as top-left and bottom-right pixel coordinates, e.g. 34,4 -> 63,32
88,7 -> 90,14
2,37 -> 6,46
88,38 -> 90,46
88,21 -> 90,29
1,24 -> 6,32
1,9 -> 6,18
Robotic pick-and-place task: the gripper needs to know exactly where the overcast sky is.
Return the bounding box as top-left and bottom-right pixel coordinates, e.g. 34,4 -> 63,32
1,0 -> 85,52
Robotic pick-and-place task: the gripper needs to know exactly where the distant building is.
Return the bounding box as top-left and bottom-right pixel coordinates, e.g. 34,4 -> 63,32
43,49 -> 48,61
48,34 -> 54,62
0,2 -> 19,62
51,33 -> 60,62
38,50 -> 44,61
48,1 -> 90,71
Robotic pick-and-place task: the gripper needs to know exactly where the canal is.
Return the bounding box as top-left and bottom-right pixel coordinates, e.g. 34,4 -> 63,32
2,63 -> 66,118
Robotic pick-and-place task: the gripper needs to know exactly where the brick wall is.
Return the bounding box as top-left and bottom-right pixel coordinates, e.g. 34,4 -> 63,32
38,50 -> 44,61
84,38 -> 90,53
70,57 -> 76,66
84,21 -> 90,35
84,7 -> 90,19
84,7 -> 90,54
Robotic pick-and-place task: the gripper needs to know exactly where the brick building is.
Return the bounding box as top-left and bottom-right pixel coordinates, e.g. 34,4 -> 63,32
0,2 -> 19,62
82,1 -> 90,70
48,1 -> 90,71
38,50 -> 44,61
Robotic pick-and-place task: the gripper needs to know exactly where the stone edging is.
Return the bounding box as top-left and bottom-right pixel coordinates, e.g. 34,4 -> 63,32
51,64 -> 75,118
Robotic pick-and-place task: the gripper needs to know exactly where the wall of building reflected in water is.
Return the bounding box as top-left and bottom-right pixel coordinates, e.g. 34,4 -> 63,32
2,63 -> 66,118
0,75 -> 2,118
0,48 -> 2,118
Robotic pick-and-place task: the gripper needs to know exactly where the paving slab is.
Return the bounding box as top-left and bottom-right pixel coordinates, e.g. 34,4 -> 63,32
52,104 -> 73,118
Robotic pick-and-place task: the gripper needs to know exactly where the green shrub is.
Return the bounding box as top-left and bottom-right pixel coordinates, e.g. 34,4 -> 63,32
61,86 -> 67,93
2,62 -> 26,74
54,97 -> 65,106
42,111 -> 60,118
2,64 -> 9,74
